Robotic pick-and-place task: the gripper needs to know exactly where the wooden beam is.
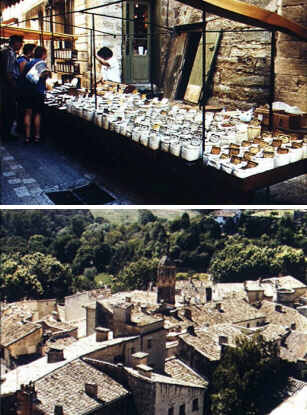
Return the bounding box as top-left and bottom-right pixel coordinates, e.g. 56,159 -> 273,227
0,25 -> 78,41
176,0 -> 307,41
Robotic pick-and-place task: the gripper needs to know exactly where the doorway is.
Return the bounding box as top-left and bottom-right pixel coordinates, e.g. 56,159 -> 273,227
123,0 -> 152,83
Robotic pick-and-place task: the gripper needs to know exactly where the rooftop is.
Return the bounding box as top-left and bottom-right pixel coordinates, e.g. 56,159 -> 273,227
257,301 -> 307,332
188,298 -> 265,327
1,316 -> 41,347
1,334 -> 137,396
164,357 -> 208,387
125,365 -> 206,389
269,385 -> 307,415
42,316 -> 77,333
179,324 -> 244,361
263,276 -> 307,291
35,358 -> 129,415
45,335 -> 78,352
280,331 -> 307,362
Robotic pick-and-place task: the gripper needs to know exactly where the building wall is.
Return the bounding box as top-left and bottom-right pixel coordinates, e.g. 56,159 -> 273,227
7,327 -> 43,364
87,337 -> 142,365
35,299 -> 57,321
73,0 -> 123,88
178,338 -> 213,379
155,382 -> 205,415
64,292 -> 92,322
125,372 -> 156,415
275,0 -> 307,112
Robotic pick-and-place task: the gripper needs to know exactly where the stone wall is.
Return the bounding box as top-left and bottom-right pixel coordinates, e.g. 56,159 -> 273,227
7,326 -> 43,365
157,0 -> 306,110
74,0 -> 123,88
155,382 -> 205,415
88,337 -> 142,365
275,0 -> 307,112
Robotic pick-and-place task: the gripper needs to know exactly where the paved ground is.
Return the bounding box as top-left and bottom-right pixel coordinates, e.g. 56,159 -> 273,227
1,134 -> 306,205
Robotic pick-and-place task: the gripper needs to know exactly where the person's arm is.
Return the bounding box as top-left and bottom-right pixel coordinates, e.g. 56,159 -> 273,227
19,59 -> 27,74
6,51 -> 17,87
96,54 -> 110,68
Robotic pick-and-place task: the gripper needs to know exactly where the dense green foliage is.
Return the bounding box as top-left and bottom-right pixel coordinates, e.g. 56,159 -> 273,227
0,210 -> 306,301
210,335 -> 295,415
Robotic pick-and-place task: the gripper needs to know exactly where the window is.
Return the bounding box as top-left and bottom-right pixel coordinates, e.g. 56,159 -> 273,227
192,398 -> 199,411
147,339 -> 152,349
247,323 -> 250,328
179,404 -> 186,415
168,408 -> 174,415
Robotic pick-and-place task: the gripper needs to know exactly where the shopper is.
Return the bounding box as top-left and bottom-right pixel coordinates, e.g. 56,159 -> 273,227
96,47 -> 121,84
17,43 -> 36,73
16,43 -> 36,134
19,46 -> 50,143
0,35 -> 24,140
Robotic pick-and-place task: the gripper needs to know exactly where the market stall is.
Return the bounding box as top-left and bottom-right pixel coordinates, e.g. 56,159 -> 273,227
2,0 -> 306,202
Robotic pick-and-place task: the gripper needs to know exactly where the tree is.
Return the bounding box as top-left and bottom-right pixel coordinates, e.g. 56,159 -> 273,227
138,210 -> 157,226
210,335 -> 294,415
208,239 -> 305,283
181,212 -> 190,229
116,257 -> 159,291
1,252 -> 73,300
28,234 -> 48,254
71,214 -> 88,237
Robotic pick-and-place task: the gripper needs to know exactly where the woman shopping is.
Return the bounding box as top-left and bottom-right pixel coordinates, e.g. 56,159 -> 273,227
19,46 -> 50,143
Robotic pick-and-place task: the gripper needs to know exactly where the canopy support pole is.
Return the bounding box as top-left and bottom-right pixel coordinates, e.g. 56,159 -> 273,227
90,26 -> 93,93
269,29 -> 276,131
202,8 -> 207,157
92,13 -> 97,109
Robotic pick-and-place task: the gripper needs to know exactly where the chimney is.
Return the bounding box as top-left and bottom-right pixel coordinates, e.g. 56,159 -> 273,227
136,364 -> 152,378
275,304 -> 282,313
47,347 -> 64,363
16,383 -> 36,415
187,325 -> 196,336
95,327 -> 110,342
132,352 -> 149,368
54,405 -> 64,415
219,335 -> 228,345
85,383 -> 98,398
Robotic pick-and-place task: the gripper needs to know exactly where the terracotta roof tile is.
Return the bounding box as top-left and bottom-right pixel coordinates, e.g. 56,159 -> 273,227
35,358 -> 129,415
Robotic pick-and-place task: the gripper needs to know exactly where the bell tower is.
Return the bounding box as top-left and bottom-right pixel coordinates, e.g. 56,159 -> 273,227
157,255 -> 176,305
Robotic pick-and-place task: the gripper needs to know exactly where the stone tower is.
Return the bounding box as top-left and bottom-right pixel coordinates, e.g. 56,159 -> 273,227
157,255 -> 176,305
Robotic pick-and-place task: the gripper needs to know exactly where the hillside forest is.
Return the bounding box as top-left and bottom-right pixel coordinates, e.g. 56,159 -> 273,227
0,209 -> 306,302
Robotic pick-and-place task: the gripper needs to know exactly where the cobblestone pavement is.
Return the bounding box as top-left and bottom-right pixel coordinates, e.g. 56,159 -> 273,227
1,144 -> 53,205
1,136 -> 306,205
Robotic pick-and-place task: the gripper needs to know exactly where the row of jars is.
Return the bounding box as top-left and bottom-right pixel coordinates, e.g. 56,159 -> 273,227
45,90 -> 306,172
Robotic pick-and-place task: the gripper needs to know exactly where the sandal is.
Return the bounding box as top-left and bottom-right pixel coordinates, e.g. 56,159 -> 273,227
24,137 -> 31,144
33,137 -> 40,143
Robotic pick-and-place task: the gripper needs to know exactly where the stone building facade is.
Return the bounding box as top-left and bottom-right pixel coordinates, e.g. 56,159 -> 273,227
2,0 -> 306,110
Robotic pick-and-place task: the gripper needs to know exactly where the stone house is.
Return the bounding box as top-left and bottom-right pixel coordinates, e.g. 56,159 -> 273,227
1,318 -> 43,368
88,298 -> 167,372
2,0 -> 306,110
13,359 -> 133,415
86,354 -> 208,415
